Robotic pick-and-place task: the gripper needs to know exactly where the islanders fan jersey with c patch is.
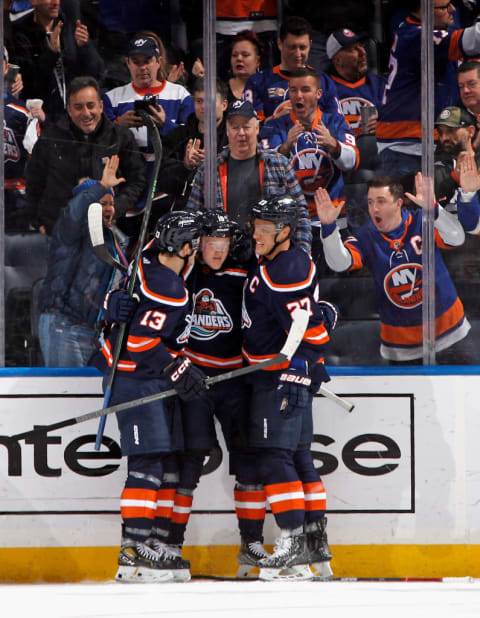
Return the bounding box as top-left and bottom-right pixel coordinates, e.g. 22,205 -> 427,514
343,209 -> 470,361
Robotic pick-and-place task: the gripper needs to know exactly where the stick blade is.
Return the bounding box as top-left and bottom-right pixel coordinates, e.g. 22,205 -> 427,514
280,308 -> 310,361
88,202 -> 105,247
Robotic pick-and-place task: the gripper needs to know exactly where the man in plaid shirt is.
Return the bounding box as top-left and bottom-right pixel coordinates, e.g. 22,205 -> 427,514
186,100 -> 311,253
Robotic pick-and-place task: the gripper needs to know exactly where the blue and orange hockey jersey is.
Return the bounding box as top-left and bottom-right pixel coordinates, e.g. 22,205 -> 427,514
242,244 -> 330,377
184,259 -> 248,375
330,72 -> 386,136
95,255 -> 192,378
377,14 -> 480,154
336,209 -> 470,360
259,107 -> 358,222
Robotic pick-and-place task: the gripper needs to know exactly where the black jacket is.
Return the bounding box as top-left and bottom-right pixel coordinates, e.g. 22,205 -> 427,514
12,10 -> 104,122
26,114 -> 147,235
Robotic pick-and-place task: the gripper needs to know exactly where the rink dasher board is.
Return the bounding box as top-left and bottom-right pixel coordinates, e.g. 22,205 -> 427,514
0,370 -> 480,580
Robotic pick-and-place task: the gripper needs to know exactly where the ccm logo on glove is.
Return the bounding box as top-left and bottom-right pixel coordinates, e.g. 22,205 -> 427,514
279,373 -> 311,386
170,357 -> 192,382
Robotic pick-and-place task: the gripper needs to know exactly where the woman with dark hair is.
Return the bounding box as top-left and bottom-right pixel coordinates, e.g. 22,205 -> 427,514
228,30 -> 263,103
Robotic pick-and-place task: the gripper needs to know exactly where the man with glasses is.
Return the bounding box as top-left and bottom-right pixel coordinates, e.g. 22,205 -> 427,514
376,0 -> 480,184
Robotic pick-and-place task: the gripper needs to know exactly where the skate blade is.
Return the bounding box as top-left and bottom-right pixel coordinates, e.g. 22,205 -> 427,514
259,564 -> 313,581
115,565 -> 174,583
171,568 -> 191,583
236,564 -> 260,579
310,561 -> 334,581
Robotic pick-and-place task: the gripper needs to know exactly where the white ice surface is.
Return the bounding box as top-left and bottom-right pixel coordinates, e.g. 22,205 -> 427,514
2,580 -> 480,618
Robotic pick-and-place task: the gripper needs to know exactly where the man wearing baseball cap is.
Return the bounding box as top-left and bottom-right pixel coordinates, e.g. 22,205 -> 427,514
434,106 -> 479,211
187,98 -> 312,252
326,29 -> 386,137
102,34 -> 194,224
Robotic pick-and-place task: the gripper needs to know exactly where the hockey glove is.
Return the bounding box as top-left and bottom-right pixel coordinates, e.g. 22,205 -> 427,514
164,356 -> 209,402
103,290 -> 139,323
309,362 -> 331,394
278,357 -> 311,418
229,226 -> 254,265
318,300 -> 339,333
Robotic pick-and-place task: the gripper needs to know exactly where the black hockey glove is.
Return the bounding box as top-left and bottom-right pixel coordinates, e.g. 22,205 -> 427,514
309,361 -> 331,394
229,226 -> 254,265
103,290 -> 139,323
277,357 -> 311,418
164,356 -> 209,402
318,300 -> 339,333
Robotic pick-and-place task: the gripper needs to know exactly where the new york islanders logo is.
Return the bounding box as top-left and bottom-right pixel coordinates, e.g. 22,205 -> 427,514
190,288 -> 233,340
340,97 -> 375,131
291,132 -> 334,197
384,263 -> 423,309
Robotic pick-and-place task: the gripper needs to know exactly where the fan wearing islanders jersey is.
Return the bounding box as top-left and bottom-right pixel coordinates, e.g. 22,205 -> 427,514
242,196 -> 335,581
243,16 -> 341,123
377,0 -> 480,179
259,68 -> 357,225
326,29 -> 386,137
315,174 -> 473,363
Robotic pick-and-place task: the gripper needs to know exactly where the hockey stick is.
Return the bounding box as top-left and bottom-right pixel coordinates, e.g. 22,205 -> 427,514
88,202 -> 128,273
11,308 -> 309,442
94,111 -> 163,450
317,385 -> 354,412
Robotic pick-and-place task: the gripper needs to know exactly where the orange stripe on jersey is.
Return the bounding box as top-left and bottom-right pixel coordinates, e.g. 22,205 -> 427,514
381,296 -> 465,345
138,260 -> 188,306
260,260 -> 315,292
434,228 -> 456,250
304,323 -> 329,345
344,241 -> 363,270
7,102 -> 29,116
4,178 -> 26,190
101,340 -> 136,371
171,493 -> 193,525
127,335 -> 160,352
120,488 -> 157,520
376,120 -> 423,140
185,348 -> 243,368
242,346 -> 290,371
303,481 -> 327,512
264,480 -> 305,514
448,29 -> 464,61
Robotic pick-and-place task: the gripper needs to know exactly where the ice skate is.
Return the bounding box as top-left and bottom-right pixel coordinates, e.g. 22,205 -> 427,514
306,518 -> 333,581
146,538 -> 191,582
115,539 -> 174,583
236,540 -> 271,579
258,533 -> 313,581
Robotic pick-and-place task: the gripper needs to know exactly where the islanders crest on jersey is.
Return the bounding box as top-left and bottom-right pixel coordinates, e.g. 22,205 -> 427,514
291,131 -> 335,197
190,288 -> 234,340
384,262 -> 423,309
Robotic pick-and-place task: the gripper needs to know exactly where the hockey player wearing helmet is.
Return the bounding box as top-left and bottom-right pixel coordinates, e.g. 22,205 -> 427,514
93,210 -> 209,583
242,196 -> 336,580
151,210 -> 273,578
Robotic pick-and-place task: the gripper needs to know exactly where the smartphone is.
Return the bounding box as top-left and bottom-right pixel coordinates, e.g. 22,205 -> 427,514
134,97 -> 156,116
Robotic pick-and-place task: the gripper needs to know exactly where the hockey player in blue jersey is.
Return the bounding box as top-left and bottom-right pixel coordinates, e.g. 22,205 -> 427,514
315,173 -> 475,363
242,196 -> 334,580
259,67 -> 357,265
243,16 -> 341,124
147,210 -> 272,579
93,211 -> 208,583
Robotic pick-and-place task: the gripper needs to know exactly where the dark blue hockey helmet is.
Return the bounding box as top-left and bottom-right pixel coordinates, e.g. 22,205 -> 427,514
250,196 -> 298,237
153,210 -> 203,255
200,210 -> 235,238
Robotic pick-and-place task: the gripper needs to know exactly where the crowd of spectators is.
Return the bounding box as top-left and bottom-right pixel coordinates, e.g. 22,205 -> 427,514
3,0 -> 480,367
